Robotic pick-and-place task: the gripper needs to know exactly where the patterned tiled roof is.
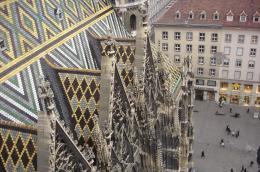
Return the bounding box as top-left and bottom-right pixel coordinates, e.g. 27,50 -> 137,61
155,0 -> 260,29
0,0 -> 131,124
0,121 -> 37,172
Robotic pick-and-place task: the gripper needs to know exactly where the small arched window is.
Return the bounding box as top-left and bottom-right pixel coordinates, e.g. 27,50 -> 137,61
176,10 -> 181,19
188,11 -> 194,19
213,11 -> 220,20
240,11 -> 247,22
200,11 -> 206,20
226,10 -> 234,21
130,14 -> 136,31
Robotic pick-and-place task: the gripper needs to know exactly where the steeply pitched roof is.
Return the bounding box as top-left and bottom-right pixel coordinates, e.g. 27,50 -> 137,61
155,0 -> 260,28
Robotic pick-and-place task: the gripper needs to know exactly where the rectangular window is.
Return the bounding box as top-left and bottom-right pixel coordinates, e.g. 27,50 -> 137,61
186,32 -> 193,41
220,82 -> 228,89
250,48 -> 256,56
244,84 -> 253,92
223,58 -> 229,66
196,79 -> 204,85
227,15 -> 233,21
175,44 -> 181,52
162,43 -> 168,51
198,56 -> 204,64
199,33 -> 205,41
211,33 -> 218,42
235,59 -> 242,67
236,47 -> 243,56
253,16 -> 260,23
198,45 -> 205,53
209,69 -> 216,76
222,70 -> 229,78
162,31 -> 168,40
248,60 -> 255,68
186,44 -> 192,52
197,68 -> 204,75
211,46 -> 217,54
174,55 -> 181,63
247,72 -> 253,80
238,35 -> 245,43
210,57 -> 216,65
251,35 -> 258,44
224,47 -> 231,55
225,34 -> 232,43
207,80 -> 216,86
257,85 -> 260,93
234,71 -> 241,79
175,32 -> 181,40
240,16 -> 246,22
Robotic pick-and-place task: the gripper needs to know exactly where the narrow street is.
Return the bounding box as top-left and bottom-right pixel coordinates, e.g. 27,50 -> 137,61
193,101 -> 260,172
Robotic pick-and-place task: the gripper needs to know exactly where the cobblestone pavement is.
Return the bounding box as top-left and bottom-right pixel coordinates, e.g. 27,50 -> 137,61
193,100 -> 260,172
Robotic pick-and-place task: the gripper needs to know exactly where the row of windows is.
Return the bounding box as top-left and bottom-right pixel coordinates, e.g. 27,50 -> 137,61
175,55 -> 256,68
175,10 -> 260,23
223,47 -> 256,56
162,42 -> 257,57
197,68 -> 216,76
162,31 -> 258,44
196,68 -> 255,80
221,70 -> 254,80
196,79 -> 216,87
162,43 -> 218,54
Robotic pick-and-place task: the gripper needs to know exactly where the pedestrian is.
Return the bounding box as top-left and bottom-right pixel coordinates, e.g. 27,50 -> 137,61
226,125 -> 231,135
230,108 -> 232,113
241,165 -> 245,171
250,160 -> 254,167
236,130 -> 240,138
220,138 -> 225,147
244,168 -> 247,172
247,108 -> 250,113
201,150 -> 205,158
230,168 -> 234,172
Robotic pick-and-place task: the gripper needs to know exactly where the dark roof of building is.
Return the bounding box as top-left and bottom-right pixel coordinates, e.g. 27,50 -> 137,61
155,0 -> 260,29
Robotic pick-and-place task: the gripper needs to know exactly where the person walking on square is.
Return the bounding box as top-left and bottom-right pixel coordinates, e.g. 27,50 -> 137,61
226,125 -> 231,135
244,168 -> 247,172
236,130 -> 240,138
230,108 -> 232,113
230,168 -> 234,172
247,108 -> 250,113
201,150 -> 205,158
220,138 -> 225,147
250,160 -> 254,167
241,165 -> 245,171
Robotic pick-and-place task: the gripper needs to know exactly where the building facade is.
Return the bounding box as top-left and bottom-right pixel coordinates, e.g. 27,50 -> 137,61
154,0 -> 260,107
0,0 -> 194,171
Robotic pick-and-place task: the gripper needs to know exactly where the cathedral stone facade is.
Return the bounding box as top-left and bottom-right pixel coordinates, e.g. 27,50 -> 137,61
0,0 -> 194,171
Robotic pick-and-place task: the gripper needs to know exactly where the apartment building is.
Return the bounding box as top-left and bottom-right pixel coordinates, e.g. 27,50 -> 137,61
154,0 -> 260,106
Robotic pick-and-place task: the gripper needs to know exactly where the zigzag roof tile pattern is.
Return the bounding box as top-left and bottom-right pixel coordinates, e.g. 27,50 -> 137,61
0,0 -> 131,124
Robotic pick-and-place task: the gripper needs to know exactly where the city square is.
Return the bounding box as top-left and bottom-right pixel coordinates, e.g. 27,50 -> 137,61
193,100 -> 260,172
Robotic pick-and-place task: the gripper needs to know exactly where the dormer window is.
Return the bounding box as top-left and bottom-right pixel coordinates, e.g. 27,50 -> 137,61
213,11 -> 220,20
0,38 -> 6,51
240,11 -> 247,22
54,7 -> 63,21
226,10 -> 234,21
176,10 -> 181,19
253,11 -> 260,23
188,11 -> 194,19
200,11 -> 206,20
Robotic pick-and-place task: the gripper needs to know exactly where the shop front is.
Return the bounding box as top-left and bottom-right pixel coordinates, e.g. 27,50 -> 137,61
230,95 -> 239,104
195,86 -> 216,101
255,97 -> 260,106
195,90 -> 204,100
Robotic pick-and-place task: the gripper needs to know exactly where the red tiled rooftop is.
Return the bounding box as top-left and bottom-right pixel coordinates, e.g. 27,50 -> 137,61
155,0 -> 260,29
